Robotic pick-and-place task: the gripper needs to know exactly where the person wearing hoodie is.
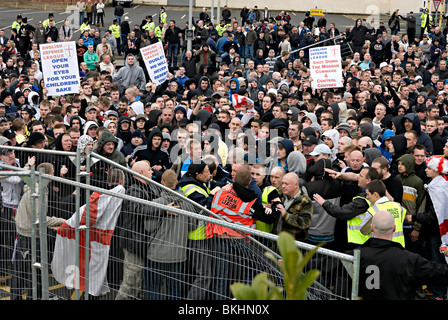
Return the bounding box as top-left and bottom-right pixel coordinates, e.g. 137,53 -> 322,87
378,128 -> 395,163
103,119 -> 124,151
401,113 -> 434,156
304,146 -> 342,249
346,19 -> 369,54
27,91 -> 41,120
91,128 -> 126,189
228,77 -> 240,97
194,44 -> 215,73
131,128 -> 170,182
386,134 -> 408,177
83,120 -> 99,140
286,150 -> 307,185
195,75 -> 214,97
364,147 -> 382,166
112,54 -> 146,95
116,116 -> 132,145
301,112 -> 318,128
321,127 -> 340,161
266,138 -> 295,176
397,153 -> 426,254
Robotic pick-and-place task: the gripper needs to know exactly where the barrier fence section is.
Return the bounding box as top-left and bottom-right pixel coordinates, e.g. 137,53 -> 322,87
0,146 -> 360,300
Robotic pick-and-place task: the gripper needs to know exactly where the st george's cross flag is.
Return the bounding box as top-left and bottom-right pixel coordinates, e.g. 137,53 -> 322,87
51,184 -> 125,296
231,94 -> 254,110
426,175 -> 448,263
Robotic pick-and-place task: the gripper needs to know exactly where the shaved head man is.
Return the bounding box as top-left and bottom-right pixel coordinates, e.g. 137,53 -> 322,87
371,210 -> 396,239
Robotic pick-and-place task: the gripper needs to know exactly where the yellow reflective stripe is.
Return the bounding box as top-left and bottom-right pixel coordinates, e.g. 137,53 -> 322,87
367,201 -> 406,247
261,186 -> 276,205
188,224 -> 206,240
181,184 -> 209,198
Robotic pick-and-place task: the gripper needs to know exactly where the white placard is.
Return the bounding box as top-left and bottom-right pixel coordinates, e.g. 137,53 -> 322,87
309,45 -> 343,90
40,41 -> 80,96
140,42 -> 168,86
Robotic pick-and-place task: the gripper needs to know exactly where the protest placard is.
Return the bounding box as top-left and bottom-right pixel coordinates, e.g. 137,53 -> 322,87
309,45 -> 343,90
140,42 -> 168,86
40,41 -> 80,96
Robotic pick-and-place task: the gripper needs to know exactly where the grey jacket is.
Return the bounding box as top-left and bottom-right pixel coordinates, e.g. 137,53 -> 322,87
112,54 -> 146,93
146,189 -> 195,263
15,184 -> 65,237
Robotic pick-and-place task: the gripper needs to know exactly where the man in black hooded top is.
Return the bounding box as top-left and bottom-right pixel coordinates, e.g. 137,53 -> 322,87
131,128 -> 170,182
401,113 -> 434,155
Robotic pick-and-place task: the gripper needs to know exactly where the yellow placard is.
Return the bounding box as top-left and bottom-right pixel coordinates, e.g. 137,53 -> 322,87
310,9 -> 323,15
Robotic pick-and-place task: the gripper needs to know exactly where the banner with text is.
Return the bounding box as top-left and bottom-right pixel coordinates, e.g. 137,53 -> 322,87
40,41 -> 80,96
310,45 -> 343,89
140,42 -> 168,86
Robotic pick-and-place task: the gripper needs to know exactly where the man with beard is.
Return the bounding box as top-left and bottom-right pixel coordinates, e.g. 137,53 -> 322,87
371,156 -> 403,204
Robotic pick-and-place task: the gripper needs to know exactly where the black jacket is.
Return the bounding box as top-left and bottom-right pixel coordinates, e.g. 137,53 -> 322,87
178,175 -> 214,209
232,182 -> 277,225
118,178 -> 157,258
323,191 -> 370,221
132,128 -> 171,181
355,238 -> 448,300
346,20 -> 368,47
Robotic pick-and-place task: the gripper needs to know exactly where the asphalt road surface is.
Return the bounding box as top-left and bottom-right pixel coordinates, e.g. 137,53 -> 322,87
0,5 -> 360,34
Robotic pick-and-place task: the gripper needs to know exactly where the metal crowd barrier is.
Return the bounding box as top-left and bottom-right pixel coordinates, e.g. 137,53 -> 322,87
0,145 -> 360,300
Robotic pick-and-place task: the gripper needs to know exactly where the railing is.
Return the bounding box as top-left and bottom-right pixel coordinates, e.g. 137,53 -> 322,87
274,34 -> 352,59
0,145 -> 360,300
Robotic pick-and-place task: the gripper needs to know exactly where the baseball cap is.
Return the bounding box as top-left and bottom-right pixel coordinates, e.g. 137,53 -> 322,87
309,144 -> 332,156
302,135 -> 318,146
3,129 -> 16,139
211,91 -> 223,98
286,70 -> 295,77
105,110 -> 119,118
85,105 -> 96,113
162,132 -> 171,141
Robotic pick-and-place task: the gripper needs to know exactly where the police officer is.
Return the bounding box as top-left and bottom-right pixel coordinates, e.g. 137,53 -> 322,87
142,15 -> 155,35
12,15 -> 22,33
154,21 -> 163,41
42,12 -> 54,29
159,7 -> 167,25
80,17 -> 91,33
109,19 -> 122,55
216,20 -> 226,37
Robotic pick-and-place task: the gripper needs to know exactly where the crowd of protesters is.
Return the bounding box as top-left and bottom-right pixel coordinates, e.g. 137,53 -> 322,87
0,2 -> 448,300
